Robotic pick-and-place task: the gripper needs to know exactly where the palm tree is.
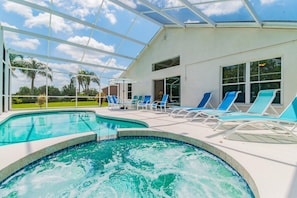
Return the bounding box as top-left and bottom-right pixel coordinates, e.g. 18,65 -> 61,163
70,70 -> 84,93
9,53 -> 23,77
73,69 -> 100,94
13,58 -> 53,94
83,71 -> 100,94
77,69 -> 87,93
9,53 -> 23,63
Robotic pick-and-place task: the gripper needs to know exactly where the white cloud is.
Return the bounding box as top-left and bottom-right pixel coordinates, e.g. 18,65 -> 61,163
149,0 -> 183,8
64,0 -> 119,24
55,37 -> 126,75
49,62 -> 80,74
3,0 -> 120,32
48,72 -> 71,89
26,0 -> 48,7
0,22 -> 19,40
71,8 -> 91,19
105,10 -> 117,25
102,58 -> 126,70
4,1 -> 83,33
260,0 -> 277,5
73,0 -> 103,9
70,22 -> 86,30
11,65 -> 47,93
118,0 -> 137,9
199,1 -> 242,16
56,36 -> 115,60
112,71 -> 122,79
1,22 -> 41,50
72,36 -> 114,51
11,70 -> 30,93
10,38 -> 40,50
55,0 -> 102,19
24,13 -> 73,33
3,2 -> 33,18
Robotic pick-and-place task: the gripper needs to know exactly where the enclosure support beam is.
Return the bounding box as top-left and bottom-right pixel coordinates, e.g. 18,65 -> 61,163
0,29 -> 3,114
4,49 -> 9,112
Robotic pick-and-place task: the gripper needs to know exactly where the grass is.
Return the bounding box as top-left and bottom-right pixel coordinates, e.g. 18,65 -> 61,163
12,101 -> 109,109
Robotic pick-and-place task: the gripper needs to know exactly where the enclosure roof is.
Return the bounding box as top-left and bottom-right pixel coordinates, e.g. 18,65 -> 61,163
1,0 -> 297,86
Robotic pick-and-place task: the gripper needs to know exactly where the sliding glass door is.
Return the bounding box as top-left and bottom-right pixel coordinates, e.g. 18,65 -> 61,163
153,76 -> 180,105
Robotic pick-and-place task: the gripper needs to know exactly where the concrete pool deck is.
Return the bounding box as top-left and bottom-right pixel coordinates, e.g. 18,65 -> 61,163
1,107 -> 297,198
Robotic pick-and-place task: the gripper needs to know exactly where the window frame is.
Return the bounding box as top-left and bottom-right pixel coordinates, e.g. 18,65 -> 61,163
221,57 -> 282,104
127,83 -> 132,100
152,56 -> 180,72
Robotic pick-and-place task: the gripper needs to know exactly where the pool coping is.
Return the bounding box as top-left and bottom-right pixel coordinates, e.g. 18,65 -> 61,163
0,132 -> 96,182
0,128 -> 258,197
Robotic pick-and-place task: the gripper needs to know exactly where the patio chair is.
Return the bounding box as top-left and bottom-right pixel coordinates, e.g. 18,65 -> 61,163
184,91 -> 241,121
137,95 -> 143,102
137,95 -> 151,110
151,94 -> 169,112
206,89 -> 279,124
127,95 -> 139,109
107,95 -> 115,109
131,95 -> 138,103
169,92 -> 212,117
112,95 -> 121,106
216,94 -> 297,138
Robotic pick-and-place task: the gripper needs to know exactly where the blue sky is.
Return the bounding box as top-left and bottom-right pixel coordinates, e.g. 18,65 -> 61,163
0,0 -> 160,93
0,0 -> 296,94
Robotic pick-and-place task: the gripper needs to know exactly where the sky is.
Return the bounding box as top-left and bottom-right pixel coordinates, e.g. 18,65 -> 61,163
0,0 -> 161,93
0,0 -> 296,94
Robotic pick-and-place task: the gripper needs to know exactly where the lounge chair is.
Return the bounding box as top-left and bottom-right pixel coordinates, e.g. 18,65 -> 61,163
137,95 -> 143,102
107,95 -> 114,109
207,89 -> 279,124
137,95 -> 151,110
131,95 -> 138,104
127,95 -> 139,109
112,95 -> 122,108
184,91 -> 241,121
151,94 -> 169,112
216,95 -> 297,138
169,92 -> 212,117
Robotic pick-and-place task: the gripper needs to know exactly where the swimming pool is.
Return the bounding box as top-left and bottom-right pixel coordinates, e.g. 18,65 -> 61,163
0,137 -> 254,197
0,110 -> 147,146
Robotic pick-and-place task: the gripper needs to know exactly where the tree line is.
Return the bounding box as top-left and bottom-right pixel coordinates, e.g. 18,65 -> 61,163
10,54 -> 101,103
9,54 -> 100,96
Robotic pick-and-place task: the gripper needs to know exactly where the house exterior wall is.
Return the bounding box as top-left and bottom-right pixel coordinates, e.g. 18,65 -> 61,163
123,27 -> 297,111
102,85 -> 118,96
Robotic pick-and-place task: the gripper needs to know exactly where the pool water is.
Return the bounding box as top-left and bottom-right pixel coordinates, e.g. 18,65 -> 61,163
0,111 -> 147,146
0,138 -> 254,197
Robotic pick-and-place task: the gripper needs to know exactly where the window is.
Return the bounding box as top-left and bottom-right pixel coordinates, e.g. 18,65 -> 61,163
152,56 -> 180,71
250,58 -> 281,103
221,57 -> 281,104
127,83 -> 132,99
222,64 -> 245,103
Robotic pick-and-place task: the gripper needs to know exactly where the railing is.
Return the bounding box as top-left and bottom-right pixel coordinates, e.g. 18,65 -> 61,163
11,95 -> 108,110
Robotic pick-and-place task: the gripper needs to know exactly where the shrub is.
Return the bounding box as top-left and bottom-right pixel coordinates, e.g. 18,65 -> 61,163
12,97 -> 22,104
37,94 -> 46,108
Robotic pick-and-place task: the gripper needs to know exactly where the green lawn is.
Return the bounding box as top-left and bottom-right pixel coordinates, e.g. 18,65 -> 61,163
12,101 -> 108,109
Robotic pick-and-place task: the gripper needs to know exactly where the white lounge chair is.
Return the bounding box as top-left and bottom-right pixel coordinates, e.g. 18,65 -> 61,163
207,89 -> 279,124
216,95 -> 297,138
184,91 -> 241,121
151,94 -> 169,112
137,95 -> 151,110
169,92 -> 212,117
